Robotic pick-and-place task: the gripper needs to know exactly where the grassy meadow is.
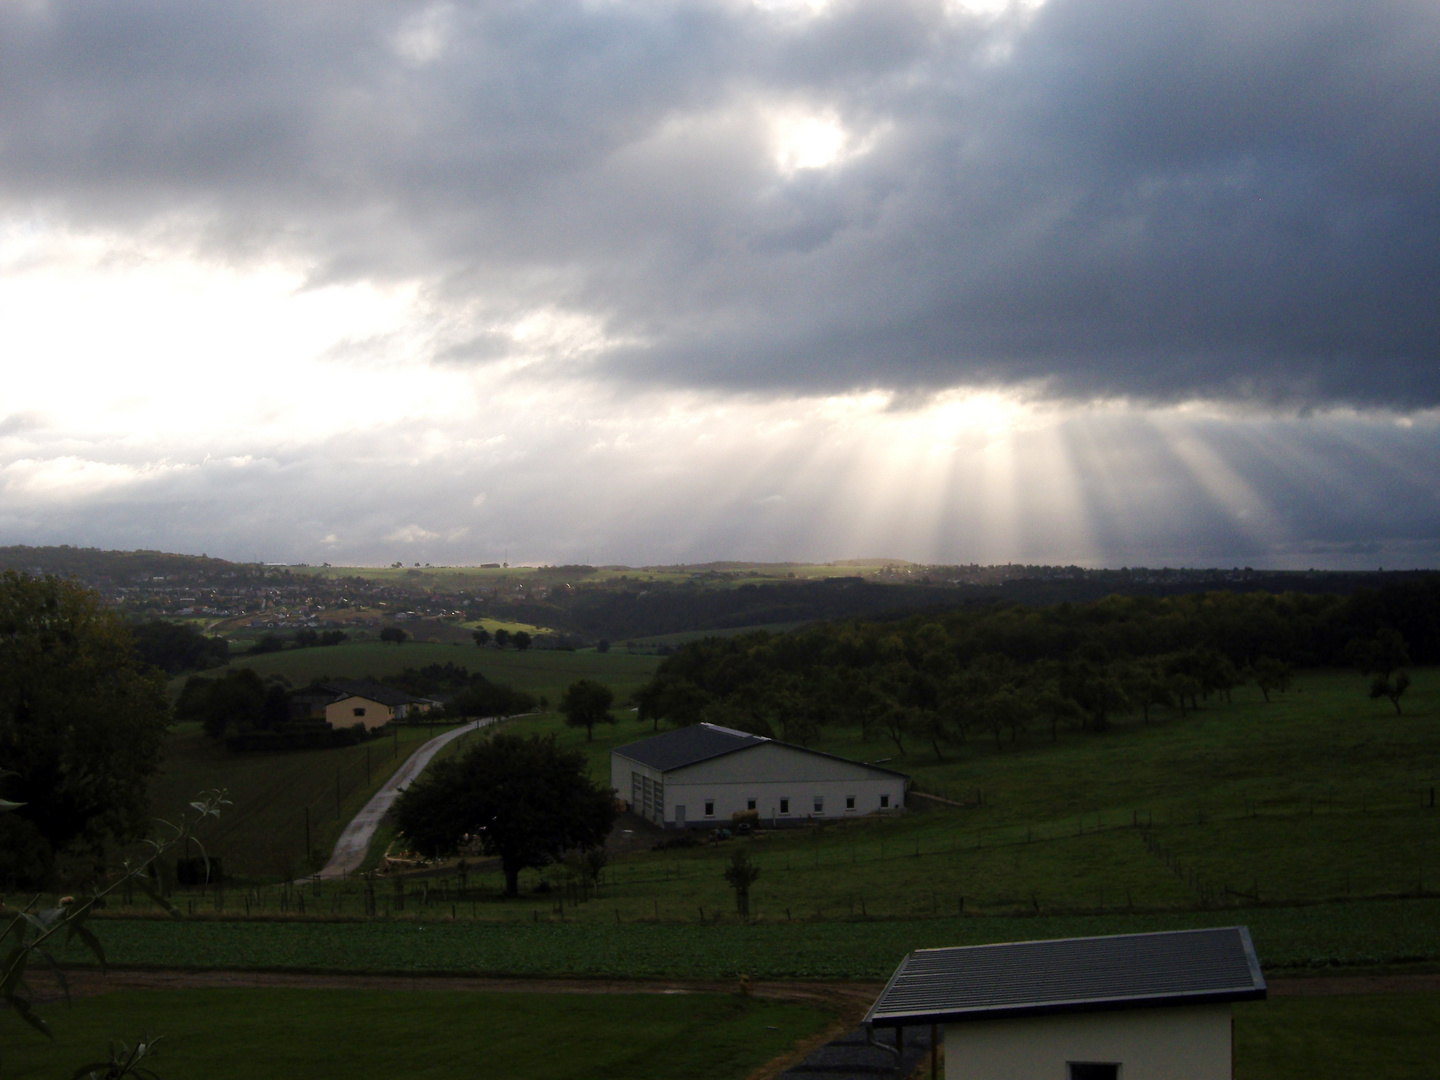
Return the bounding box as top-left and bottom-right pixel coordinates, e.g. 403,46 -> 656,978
12,663 -> 1437,1080
5,986 -> 1436,1080
0,988 -> 832,1080
211,640 -> 661,705
140,647 -> 660,878
141,721 -> 482,880
61,898 -> 1440,978
481,668 -> 1440,919
1234,992 -> 1440,1079
22,663 -> 1432,977
128,648 -> 661,879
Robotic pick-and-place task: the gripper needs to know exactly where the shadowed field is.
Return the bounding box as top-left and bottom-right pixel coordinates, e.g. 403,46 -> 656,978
0,988 -> 832,1080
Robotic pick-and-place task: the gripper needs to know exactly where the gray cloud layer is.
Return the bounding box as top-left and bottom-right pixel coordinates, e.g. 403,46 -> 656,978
5,404 -> 1438,568
2,0 -> 1438,405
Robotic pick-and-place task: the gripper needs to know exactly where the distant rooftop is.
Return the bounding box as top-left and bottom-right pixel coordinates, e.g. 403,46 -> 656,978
613,722 -> 768,772
323,680 -> 428,708
866,927 -> 1266,1027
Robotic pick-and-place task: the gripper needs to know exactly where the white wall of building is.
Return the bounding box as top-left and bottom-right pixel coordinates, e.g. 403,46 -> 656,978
612,756 -> 668,826
944,1003 -> 1233,1080
612,742 -> 905,828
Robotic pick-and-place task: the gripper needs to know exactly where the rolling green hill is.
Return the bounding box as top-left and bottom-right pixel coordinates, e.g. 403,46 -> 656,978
484,668 -> 1440,923
78,666 -> 1439,967
211,641 -> 660,705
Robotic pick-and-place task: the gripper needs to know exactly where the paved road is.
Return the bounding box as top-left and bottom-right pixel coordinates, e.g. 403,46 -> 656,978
317,718 -> 494,879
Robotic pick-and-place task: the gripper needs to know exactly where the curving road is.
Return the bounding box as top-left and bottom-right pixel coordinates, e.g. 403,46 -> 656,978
317,717 -> 495,879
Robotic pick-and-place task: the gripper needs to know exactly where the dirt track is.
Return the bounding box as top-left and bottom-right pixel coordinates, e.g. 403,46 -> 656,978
37,967 -> 879,1010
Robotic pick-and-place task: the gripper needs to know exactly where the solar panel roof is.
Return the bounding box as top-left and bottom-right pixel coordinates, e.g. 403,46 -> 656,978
865,927 -> 1265,1026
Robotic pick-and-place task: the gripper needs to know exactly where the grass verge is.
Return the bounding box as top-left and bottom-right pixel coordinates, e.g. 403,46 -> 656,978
72,898 -> 1440,980
0,988 -> 831,1080
1235,992 -> 1440,1078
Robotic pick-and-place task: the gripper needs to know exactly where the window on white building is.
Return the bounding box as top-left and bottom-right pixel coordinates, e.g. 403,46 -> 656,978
779,798 -> 790,815
813,796 -> 824,814
704,800 -> 715,817
880,794 -> 890,808
845,796 -> 855,810
746,798 -> 757,811
1068,1064 -> 1119,1080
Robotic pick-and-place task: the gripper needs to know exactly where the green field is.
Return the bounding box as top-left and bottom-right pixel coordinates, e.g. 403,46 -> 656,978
479,669 -> 1440,920
55,665 -> 1437,976
16,626 -> 1439,1079
1235,992 -> 1440,1079
137,648 -> 660,879
62,898 -> 1440,979
139,721 -> 482,880
4,986 -> 1436,1080
212,641 -> 661,705
0,988 -> 831,1080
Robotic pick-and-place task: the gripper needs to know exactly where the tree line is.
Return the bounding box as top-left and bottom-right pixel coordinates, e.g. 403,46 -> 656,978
631,580 -> 1437,757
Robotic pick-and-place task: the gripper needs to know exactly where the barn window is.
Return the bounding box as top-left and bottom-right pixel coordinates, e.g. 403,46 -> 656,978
1068,1065 -> 1119,1080
704,800 -> 715,817
746,799 -> 756,811
880,794 -> 890,808
779,798 -> 790,815
845,796 -> 855,810
813,796 -> 824,814
353,707 -> 366,717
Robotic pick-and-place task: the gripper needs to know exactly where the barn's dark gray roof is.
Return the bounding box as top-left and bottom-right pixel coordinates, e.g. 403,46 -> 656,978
865,927 -> 1265,1027
612,723 -> 768,771
613,723 -> 910,778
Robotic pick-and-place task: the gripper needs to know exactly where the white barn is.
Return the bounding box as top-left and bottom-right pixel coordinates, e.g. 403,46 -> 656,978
611,722 -> 908,828
865,927 -> 1267,1080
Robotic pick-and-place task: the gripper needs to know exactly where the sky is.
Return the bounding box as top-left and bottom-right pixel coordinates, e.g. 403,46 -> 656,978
1,0 -> 1437,568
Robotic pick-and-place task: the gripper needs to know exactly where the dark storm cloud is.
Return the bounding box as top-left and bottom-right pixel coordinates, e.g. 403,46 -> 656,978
2,0 -> 1436,405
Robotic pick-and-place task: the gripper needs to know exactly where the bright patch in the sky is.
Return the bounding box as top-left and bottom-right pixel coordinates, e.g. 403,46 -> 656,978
393,3 -> 454,65
0,221 -> 471,456
768,109 -> 852,174
944,0 -> 1047,16
748,0 -> 834,17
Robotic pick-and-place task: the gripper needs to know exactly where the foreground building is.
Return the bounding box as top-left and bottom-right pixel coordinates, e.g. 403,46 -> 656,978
611,722 -> 907,828
865,927 -> 1266,1080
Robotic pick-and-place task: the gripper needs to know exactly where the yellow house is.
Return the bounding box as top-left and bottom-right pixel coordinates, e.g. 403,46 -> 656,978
321,681 -> 436,731
865,927 -> 1266,1080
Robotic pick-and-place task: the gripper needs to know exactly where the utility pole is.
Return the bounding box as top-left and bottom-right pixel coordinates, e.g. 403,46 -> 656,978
304,806 -> 310,862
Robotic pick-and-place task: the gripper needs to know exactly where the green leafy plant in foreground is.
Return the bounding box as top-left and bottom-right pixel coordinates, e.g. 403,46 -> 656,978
0,788 -> 228,1080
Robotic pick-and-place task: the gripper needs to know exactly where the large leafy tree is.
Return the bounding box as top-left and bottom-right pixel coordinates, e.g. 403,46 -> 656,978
559,678 -> 615,741
393,733 -> 616,896
0,572 -> 170,882
1350,629 -> 1412,714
